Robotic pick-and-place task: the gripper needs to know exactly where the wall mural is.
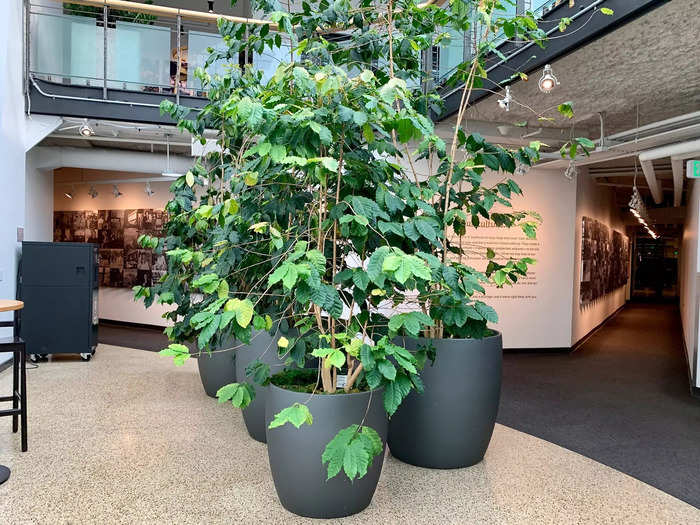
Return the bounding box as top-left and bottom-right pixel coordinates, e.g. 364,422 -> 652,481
580,217 -> 630,305
53,209 -> 166,288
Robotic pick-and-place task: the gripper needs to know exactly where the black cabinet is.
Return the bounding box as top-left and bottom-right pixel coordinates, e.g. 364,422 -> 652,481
20,242 -> 99,360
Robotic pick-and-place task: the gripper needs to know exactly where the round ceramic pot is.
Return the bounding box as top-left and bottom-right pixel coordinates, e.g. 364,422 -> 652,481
197,339 -> 236,398
388,333 -> 502,468
266,383 -> 387,518
235,329 -> 295,443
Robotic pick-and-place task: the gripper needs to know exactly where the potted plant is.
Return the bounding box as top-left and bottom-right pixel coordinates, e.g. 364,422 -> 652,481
140,0 -> 602,516
134,63 -> 307,406
381,4 -> 600,468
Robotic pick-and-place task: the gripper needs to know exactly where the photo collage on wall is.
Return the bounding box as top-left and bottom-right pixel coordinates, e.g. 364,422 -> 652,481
54,209 -> 167,289
580,216 -> 630,305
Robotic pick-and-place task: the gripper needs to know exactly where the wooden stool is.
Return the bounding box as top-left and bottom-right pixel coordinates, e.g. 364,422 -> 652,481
0,299 -> 27,485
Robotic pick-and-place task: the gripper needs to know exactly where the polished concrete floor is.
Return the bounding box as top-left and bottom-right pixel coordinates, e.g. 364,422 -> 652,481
0,344 -> 698,524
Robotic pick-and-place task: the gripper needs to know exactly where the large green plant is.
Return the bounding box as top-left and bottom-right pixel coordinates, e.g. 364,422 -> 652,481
139,0 -> 604,482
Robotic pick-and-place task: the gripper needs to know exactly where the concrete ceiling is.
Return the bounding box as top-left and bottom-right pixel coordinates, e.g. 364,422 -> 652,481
453,1 -> 700,140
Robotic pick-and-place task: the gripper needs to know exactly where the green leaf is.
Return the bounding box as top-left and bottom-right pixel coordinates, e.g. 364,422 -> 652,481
377,359 -> 397,380
200,318 -> 221,350
557,102 -> 574,119
216,382 -> 255,409
312,347 -> 346,369
268,402 -> 313,429
322,424 -> 383,481
362,122 -> 375,143
309,121 -> 332,144
245,360 -> 271,385
415,219 -> 438,243
268,262 -> 299,291
359,70 -> 374,83
270,144 -> 287,162
360,344 -> 376,370
192,274 -> 220,294
382,254 -> 401,272
474,302 -> 498,323
217,279 -> 229,299
600,7 -> 614,15
352,270 -> 370,291
383,373 -> 413,416
223,298 -> 255,328
321,157 -> 339,171
159,344 -> 190,366
353,111 -> 368,126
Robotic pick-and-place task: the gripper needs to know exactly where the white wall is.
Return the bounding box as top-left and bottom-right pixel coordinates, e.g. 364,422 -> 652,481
461,168 -> 578,348
0,1 -> 26,345
25,151 -> 54,242
571,167 -> 629,345
54,177 -> 175,327
679,179 -> 700,388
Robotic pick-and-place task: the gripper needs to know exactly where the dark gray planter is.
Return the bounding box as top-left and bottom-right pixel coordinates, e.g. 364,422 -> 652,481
266,383 -> 387,518
196,339 -> 236,398
388,333 -> 502,469
235,329 -> 293,443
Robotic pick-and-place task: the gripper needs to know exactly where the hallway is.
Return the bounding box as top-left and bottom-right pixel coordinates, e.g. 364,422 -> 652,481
498,302 -> 700,508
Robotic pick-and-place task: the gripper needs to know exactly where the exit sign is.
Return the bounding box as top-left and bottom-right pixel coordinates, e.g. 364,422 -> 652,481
687,160 -> 700,178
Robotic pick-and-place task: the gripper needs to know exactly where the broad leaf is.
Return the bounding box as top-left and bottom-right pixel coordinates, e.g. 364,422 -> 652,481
216,382 -> 255,409
268,403 -> 313,429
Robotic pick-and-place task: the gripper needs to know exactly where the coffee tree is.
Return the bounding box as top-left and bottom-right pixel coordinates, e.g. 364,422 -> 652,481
139,0 -> 605,481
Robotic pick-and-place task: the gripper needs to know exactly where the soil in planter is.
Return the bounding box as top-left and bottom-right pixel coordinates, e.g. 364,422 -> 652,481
270,368 -> 369,394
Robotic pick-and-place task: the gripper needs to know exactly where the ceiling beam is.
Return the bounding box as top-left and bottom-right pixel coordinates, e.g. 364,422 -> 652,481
640,159 -> 664,204
671,157 -> 685,207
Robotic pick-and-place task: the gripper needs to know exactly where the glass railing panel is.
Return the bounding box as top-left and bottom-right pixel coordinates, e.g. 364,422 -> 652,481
30,11 -> 103,87
187,30 -> 231,91
436,28 -> 467,85
108,21 -> 171,92
531,0 -> 560,18
252,44 -> 291,83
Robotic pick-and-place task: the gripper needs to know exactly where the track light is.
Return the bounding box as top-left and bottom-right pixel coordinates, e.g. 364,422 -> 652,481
64,190 -> 73,199
79,119 -> 95,137
145,181 -> 155,197
112,184 -> 123,198
207,1 -> 214,12
88,185 -> 98,199
497,86 -> 512,112
538,64 -> 559,93
515,162 -> 529,176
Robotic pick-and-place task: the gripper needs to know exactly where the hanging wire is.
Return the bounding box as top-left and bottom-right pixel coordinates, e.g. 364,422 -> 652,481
632,103 -> 639,189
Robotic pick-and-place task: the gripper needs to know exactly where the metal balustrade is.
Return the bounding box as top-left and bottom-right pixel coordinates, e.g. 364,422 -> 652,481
27,1 -> 287,105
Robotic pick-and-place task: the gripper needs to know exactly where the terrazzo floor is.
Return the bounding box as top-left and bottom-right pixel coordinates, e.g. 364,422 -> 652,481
0,345 -> 697,524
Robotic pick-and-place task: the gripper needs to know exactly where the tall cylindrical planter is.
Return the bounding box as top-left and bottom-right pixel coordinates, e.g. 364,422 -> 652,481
266,384 -> 387,518
197,339 -> 237,398
388,333 -> 502,469
235,329 -> 292,443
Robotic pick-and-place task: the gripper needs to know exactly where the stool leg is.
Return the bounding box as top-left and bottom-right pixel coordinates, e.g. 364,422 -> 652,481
12,349 -> 18,433
20,344 -> 27,452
